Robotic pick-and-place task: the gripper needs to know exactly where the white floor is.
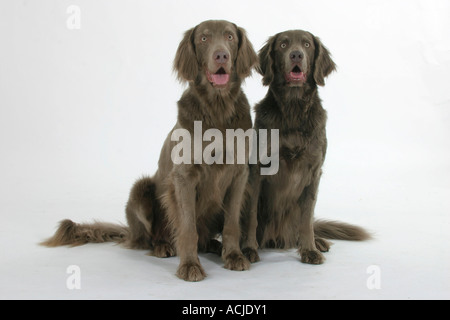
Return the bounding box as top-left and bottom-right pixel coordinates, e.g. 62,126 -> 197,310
0,173 -> 449,300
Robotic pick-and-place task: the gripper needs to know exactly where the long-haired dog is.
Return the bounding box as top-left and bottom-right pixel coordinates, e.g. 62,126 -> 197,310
240,30 -> 371,264
42,20 -> 258,282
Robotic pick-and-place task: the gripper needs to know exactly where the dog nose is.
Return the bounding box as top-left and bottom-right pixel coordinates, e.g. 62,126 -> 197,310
214,50 -> 229,64
290,50 -> 304,63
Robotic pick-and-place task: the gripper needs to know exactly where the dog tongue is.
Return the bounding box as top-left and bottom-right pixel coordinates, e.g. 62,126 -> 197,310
211,74 -> 230,85
290,72 -> 306,81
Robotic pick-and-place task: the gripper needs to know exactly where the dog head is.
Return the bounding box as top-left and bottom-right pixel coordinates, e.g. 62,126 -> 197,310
258,30 -> 336,88
173,20 -> 258,90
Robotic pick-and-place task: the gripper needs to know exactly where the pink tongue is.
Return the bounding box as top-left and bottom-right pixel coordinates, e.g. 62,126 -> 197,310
211,74 -> 230,85
290,72 -> 305,81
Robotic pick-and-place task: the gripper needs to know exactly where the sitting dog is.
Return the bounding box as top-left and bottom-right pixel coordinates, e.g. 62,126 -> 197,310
42,20 -> 258,282
241,30 -> 371,265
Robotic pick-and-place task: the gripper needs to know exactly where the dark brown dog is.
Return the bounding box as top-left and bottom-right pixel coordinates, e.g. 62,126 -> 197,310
241,30 -> 371,265
42,20 -> 258,282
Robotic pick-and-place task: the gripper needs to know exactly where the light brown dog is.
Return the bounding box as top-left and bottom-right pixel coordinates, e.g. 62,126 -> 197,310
240,30 -> 371,265
42,20 -> 258,282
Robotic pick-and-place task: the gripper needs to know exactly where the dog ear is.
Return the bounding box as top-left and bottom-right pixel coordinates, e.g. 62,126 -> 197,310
312,35 -> 336,86
257,35 -> 276,86
235,26 -> 258,78
173,27 -> 199,82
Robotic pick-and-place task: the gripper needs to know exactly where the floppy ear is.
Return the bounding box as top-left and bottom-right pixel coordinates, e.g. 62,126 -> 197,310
312,35 -> 337,86
173,27 -> 199,82
235,27 -> 258,78
257,35 -> 276,86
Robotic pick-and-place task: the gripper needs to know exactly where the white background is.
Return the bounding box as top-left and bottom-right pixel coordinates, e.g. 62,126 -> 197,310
0,0 -> 449,300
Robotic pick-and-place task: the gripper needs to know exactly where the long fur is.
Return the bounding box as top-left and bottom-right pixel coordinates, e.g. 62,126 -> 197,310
40,219 -> 128,247
41,20 -> 258,282
241,30 -> 371,265
314,220 -> 371,241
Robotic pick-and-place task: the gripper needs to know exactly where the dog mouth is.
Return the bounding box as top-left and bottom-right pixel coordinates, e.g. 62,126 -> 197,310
207,67 -> 230,87
286,65 -> 307,83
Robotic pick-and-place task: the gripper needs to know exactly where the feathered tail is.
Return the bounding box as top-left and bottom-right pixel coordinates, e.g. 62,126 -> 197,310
314,219 -> 372,241
40,219 -> 129,247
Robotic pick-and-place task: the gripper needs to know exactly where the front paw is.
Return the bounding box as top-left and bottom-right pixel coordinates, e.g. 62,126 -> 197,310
242,247 -> 260,263
299,249 -> 325,265
151,242 -> 176,258
223,252 -> 251,271
177,262 -> 206,282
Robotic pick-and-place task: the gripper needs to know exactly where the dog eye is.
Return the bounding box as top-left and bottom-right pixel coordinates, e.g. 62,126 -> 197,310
304,42 -> 310,48
281,43 -> 287,49
201,36 -> 208,42
228,34 -> 234,41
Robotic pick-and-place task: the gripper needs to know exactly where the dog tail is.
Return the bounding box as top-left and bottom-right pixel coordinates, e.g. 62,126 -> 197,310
40,219 -> 129,247
314,219 -> 372,241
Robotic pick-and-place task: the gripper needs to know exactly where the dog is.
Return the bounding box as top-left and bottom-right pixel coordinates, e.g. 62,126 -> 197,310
240,30 -> 371,265
42,20 -> 258,282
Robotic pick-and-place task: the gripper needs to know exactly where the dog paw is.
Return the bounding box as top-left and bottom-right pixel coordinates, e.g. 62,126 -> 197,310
224,252 -> 251,271
299,249 -> 325,265
151,242 -> 176,258
177,262 -> 206,282
242,247 -> 260,263
315,237 -> 332,253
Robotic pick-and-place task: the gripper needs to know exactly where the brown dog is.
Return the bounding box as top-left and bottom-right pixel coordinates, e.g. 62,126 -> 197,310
241,30 -> 371,265
42,20 -> 258,282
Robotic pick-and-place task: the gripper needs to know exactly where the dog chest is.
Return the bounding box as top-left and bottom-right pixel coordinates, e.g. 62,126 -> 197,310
195,164 -> 239,216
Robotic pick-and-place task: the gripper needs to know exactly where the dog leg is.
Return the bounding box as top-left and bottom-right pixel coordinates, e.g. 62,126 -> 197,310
125,177 -> 155,250
126,176 -> 175,256
171,169 -> 206,282
297,174 -> 325,264
241,164 -> 261,263
222,168 -> 251,271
